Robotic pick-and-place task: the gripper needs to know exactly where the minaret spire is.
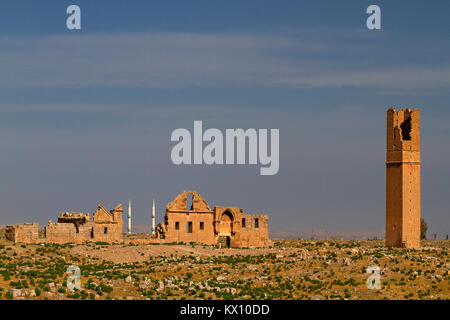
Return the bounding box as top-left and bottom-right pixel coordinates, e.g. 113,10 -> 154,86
152,199 -> 156,235
128,199 -> 132,234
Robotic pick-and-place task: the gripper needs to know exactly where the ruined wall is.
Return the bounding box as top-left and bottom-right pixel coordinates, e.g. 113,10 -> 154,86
164,212 -> 215,244
239,214 -> 270,247
92,223 -> 123,243
158,191 -> 270,248
166,190 -> 211,212
386,108 -> 421,249
89,204 -> 123,243
8,203 -> 124,244
5,223 -> 39,243
44,222 -> 93,243
44,221 -> 122,244
46,222 -> 80,243
162,191 -> 215,244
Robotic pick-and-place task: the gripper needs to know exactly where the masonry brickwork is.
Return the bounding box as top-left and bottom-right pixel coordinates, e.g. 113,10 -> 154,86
5,204 -> 123,244
386,107 -> 421,249
5,223 -> 39,243
156,190 -> 270,247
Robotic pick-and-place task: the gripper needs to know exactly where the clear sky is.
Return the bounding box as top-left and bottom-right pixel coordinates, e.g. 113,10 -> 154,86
0,1 -> 449,237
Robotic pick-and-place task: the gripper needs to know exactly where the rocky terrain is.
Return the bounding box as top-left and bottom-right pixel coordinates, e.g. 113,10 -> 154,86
0,238 -> 448,300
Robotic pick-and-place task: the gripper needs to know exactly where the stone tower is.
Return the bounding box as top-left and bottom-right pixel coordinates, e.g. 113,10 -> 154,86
386,107 -> 421,248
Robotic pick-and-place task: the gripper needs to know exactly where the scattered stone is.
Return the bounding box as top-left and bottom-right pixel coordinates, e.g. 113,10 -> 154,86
156,281 -> 165,292
342,258 -> 351,266
8,289 -> 22,299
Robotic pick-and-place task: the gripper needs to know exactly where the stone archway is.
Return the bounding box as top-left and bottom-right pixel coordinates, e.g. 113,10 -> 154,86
218,210 -> 233,235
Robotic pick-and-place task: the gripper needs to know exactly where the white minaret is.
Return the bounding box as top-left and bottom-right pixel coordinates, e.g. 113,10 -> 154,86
152,199 -> 156,235
128,199 -> 132,234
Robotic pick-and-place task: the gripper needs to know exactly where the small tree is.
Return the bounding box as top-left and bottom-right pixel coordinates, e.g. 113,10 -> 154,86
420,218 -> 428,240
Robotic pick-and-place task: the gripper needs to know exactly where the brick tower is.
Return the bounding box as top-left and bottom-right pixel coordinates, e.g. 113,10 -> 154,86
386,108 -> 421,248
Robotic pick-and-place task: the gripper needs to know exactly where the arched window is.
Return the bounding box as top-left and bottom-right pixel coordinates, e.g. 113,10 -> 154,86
254,218 -> 259,228
242,218 -> 246,228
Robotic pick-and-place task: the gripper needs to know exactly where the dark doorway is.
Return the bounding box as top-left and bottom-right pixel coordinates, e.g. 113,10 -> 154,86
218,236 -> 231,248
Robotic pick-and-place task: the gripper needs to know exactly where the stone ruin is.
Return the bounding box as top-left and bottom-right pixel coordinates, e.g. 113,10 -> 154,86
5,204 -> 123,244
156,190 -> 270,248
5,223 -> 39,243
4,191 -> 271,248
386,108 -> 421,248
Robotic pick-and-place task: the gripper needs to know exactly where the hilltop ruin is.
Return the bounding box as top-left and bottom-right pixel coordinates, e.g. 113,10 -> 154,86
5,204 -> 123,244
156,190 -> 270,247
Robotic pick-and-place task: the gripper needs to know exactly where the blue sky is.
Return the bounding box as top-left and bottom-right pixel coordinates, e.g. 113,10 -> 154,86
0,1 -> 449,237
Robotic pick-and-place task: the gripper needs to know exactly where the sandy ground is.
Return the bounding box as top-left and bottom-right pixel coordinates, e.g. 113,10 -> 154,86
68,243 -> 292,263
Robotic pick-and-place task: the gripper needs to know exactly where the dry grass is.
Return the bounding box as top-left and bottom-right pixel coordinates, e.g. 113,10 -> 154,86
0,239 -> 448,300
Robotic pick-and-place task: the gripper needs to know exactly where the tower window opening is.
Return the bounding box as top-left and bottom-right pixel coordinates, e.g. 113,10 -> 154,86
400,117 -> 412,140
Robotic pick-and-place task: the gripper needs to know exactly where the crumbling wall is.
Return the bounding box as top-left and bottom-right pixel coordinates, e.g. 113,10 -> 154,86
8,203 -> 124,244
44,221 -> 93,243
163,212 -> 215,244
92,223 -> 123,243
166,190 -> 211,212
159,191 -> 270,248
239,214 -> 270,247
5,223 -> 39,243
